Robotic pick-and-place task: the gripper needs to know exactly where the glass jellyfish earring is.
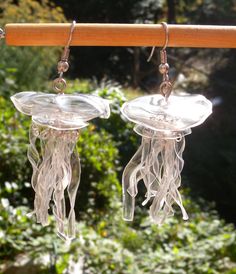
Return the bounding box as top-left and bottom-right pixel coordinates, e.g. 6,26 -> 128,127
121,22 -> 212,224
11,21 -> 110,240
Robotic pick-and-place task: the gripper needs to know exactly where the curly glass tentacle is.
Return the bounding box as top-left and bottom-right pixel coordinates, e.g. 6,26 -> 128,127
28,122 -> 80,240
122,128 -> 188,224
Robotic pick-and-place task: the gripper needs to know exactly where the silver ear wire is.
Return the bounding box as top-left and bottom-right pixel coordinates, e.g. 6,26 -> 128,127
158,23 -> 172,100
160,22 -> 169,50
147,46 -> 156,62
146,22 -> 172,100
53,21 -> 76,93
0,28 -> 5,39
66,20 -> 76,48
147,22 -> 169,62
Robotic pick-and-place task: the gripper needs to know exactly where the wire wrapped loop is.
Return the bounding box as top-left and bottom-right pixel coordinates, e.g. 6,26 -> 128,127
160,81 -> 172,99
53,21 -> 76,93
53,77 -> 67,93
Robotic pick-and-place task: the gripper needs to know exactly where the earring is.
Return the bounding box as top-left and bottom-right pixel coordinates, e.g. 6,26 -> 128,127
11,21 -> 110,241
121,22 -> 212,224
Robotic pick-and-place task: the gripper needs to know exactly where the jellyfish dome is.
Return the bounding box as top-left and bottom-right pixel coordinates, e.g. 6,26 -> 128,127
121,93 -> 212,224
11,91 -> 110,240
11,91 -> 110,130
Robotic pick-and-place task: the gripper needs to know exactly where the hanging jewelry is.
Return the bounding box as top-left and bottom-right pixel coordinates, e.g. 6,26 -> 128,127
11,21 -> 110,240
121,22 -> 212,224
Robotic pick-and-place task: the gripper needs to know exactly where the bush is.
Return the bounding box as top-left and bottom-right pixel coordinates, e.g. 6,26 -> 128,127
0,0 -> 66,97
0,96 -> 30,200
1,200 -> 236,274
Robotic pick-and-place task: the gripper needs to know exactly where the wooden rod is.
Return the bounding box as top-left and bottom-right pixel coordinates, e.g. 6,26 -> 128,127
5,23 -> 236,48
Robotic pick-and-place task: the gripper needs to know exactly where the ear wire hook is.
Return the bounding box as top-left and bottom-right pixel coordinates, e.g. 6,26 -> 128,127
147,22 -> 172,99
161,22 -> 169,50
158,22 -> 172,100
66,20 -> 76,48
53,20 -> 76,93
147,22 -> 169,62
0,28 -> 5,39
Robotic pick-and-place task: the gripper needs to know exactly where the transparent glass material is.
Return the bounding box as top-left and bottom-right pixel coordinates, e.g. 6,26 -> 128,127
121,94 -> 212,224
11,91 -> 110,240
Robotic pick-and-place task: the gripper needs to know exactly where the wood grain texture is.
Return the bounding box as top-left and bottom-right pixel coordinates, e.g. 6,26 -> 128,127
5,23 -> 236,48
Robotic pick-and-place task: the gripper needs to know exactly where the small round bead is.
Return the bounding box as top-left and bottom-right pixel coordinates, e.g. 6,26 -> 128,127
57,61 -> 69,72
159,63 -> 169,74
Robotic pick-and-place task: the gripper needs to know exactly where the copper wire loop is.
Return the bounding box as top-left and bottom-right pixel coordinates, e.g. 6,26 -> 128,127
53,77 -> 67,93
160,81 -> 172,98
53,21 -> 76,93
160,49 -> 167,63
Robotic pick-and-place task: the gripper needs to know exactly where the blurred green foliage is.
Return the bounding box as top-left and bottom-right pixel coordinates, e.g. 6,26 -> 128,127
0,0 -> 66,96
1,193 -> 236,273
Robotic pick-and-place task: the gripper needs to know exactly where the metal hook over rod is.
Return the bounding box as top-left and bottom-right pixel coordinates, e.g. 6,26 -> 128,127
53,20 -> 76,93
0,28 -> 5,39
66,20 -> 76,48
161,22 -> 169,50
147,22 -> 169,62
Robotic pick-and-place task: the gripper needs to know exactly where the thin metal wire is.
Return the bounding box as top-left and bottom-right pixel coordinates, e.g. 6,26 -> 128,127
158,23 -> 172,100
147,46 -> 155,62
53,21 -> 76,93
66,20 -> 76,48
147,22 -> 169,62
0,28 -> 5,39
161,22 -> 169,50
